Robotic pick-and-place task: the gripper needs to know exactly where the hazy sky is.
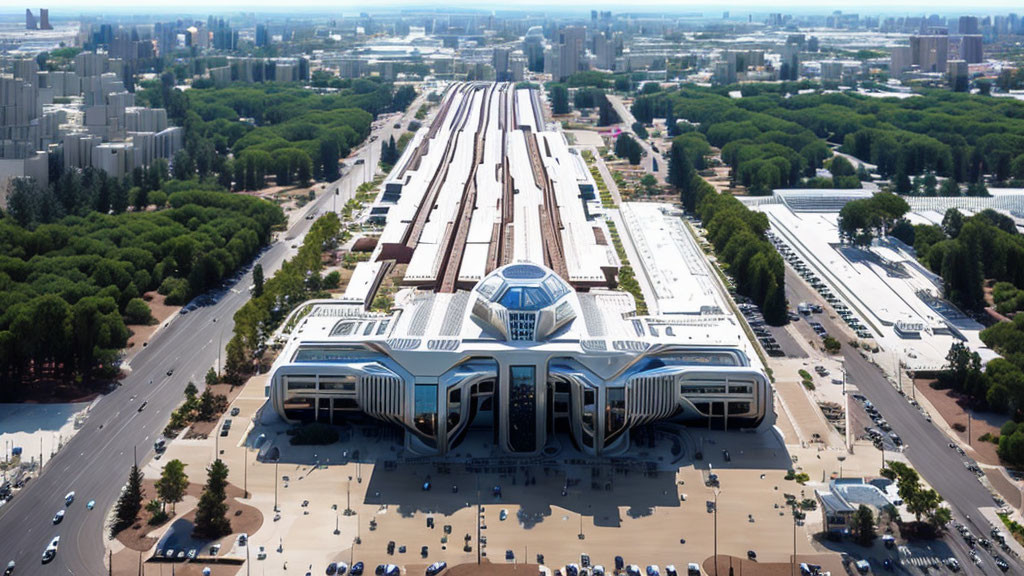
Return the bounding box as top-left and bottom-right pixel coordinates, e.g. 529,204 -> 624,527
7,0 -> 1024,15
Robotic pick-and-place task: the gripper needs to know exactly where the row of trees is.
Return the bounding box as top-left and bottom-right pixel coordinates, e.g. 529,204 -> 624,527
110,456 -> 232,539
881,461 -> 951,534
226,212 -> 344,384
691,177 -> 788,325
912,208 -> 1024,311
0,187 -> 284,397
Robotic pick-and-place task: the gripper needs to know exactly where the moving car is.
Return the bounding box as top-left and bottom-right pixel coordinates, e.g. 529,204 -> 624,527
52,510 -> 64,524
64,492 -> 74,506
41,537 -> 59,564
5,560 -> 14,575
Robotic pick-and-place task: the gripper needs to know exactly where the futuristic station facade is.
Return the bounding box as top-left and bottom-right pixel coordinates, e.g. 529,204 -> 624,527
267,83 -> 773,457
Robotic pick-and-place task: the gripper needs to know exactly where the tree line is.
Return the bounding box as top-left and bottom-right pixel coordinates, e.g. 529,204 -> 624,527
0,187 -> 283,398
225,212 -> 343,384
634,85 -> 1024,195
689,175 -> 788,325
137,77 -> 414,190
911,208 -> 1024,312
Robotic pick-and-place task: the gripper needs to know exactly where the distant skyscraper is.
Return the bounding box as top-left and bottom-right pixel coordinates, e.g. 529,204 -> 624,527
948,59 -> 969,91
523,26 -> 545,73
890,45 -> 912,76
255,23 -> 270,48
25,9 -> 37,30
493,47 -> 511,82
960,34 -> 983,64
959,15 -> 979,35
39,8 -> 51,30
910,34 -> 948,73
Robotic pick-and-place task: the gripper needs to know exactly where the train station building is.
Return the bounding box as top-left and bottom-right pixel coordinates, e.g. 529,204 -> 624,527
266,83 -> 773,457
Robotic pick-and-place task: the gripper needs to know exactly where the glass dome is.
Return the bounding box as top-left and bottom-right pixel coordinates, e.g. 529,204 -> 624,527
471,263 -> 576,341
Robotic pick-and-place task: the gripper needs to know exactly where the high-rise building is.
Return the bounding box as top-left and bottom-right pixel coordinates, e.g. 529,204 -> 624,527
890,45 -> 913,76
25,9 -> 37,30
39,9 -> 51,30
948,59 -> 969,91
593,31 -> 617,71
493,47 -> 511,82
779,44 -> 801,81
959,15 -> 979,35
960,35 -> 983,64
523,26 -> 545,73
255,23 -> 270,48
554,26 -> 586,81
820,60 -> 844,82
910,34 -> 948,73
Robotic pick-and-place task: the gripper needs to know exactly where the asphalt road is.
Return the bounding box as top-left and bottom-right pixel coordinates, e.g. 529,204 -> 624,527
606,94 -> 666,184
785,268 -> 1022,573
0,103 -> 420,575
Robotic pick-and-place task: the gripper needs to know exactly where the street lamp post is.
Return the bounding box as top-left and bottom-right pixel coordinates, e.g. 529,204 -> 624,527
274,459 -> 280,512
243,445 -> 248,498
791,509 -> 797,576
713,488 -> 720,576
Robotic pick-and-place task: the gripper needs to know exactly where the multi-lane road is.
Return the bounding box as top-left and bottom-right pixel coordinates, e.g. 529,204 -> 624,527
0,102 -> 419,574
786,268 -> 1022,573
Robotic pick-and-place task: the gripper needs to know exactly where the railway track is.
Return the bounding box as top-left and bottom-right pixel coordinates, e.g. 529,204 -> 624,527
436,83 -> 497,292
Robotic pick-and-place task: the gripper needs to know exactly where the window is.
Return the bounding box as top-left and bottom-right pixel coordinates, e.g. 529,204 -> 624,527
605,388 -> 626,443
413,384 -> 438,438
320,375 -> 357,391
286,376 -> 316,390
447,388 -> 462,430
508,366 -> 537,452
728,402 -> 752,415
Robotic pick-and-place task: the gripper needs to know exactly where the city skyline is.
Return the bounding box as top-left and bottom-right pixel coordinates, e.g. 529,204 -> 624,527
6,1 -> 1024,17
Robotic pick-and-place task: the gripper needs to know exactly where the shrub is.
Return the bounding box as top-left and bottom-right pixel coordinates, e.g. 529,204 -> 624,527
823,336 -> 841,353
124,298 -> 156,325
802,380 -> 816,391
798,369 -> 812,380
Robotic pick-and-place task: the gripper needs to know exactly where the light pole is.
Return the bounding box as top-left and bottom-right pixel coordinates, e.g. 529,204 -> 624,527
791,508 -> 797,576
274,459 -> 280,512
346,475 -> 353,515
838,455 -> 846,479
244,444 -> 248,498
713,488 -> 720,576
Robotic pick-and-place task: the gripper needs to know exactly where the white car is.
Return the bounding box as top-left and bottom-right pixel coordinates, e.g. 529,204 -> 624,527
41,537 -> 59,563
64,492 -> 74,506
52,510 -> 64,524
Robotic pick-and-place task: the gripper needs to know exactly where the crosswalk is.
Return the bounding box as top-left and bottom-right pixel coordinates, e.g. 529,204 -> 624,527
901,555 -> 942,568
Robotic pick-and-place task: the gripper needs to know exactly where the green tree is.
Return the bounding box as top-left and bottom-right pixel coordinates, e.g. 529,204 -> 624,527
124,298 -> 155,325
853,505 -> 876,546
193,459 -> 231,539
111,460 -> 145,535
205,367 -> 219,387
549,84 -> 570,115
155,459 -> 188,514
224,336 -> 249,385
252,264 -> 264,298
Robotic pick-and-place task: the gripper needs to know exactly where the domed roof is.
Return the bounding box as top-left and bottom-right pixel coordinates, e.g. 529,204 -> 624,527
471,263 -> 575,341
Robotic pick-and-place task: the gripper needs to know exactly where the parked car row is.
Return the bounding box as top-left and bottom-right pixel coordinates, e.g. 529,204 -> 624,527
766,230 -> 873,340
853,396 -> 902,449
736,300 -> 785,357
